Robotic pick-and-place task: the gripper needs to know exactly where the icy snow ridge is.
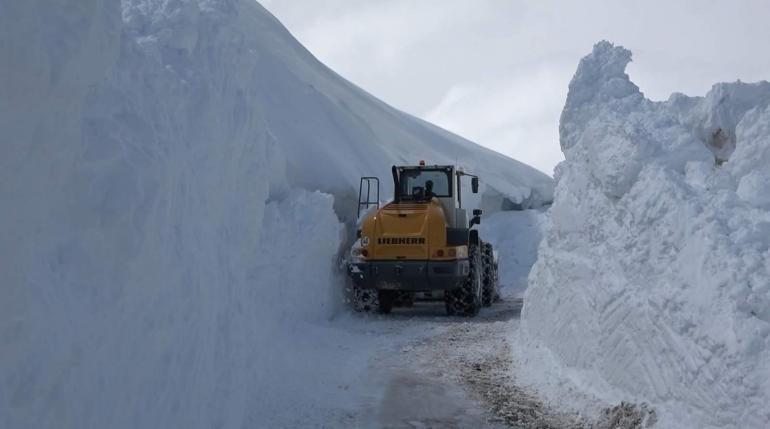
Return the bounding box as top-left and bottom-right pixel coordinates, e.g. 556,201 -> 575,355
0,1 -> 550,428
521,41 -> 770,428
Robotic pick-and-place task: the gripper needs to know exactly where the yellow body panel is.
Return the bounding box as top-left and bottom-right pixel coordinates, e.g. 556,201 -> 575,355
360,198 -> 467,261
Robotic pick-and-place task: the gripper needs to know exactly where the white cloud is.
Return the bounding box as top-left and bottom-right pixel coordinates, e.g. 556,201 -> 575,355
263,0 -> 770,176
425,64 -> 572,175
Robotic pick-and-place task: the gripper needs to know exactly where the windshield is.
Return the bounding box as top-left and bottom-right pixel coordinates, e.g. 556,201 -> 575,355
399,168 -> 452,198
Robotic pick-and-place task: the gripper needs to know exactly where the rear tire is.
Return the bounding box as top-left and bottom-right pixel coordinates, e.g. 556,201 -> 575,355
481,242 -> 496,307
352,286 -> 378,312
444,244 -> 482,317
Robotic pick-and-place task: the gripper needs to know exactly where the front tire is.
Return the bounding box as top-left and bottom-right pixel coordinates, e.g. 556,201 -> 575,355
444,244 -> 482,316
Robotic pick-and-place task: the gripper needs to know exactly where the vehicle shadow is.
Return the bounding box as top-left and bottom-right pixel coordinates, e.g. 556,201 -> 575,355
374,297 -> 523,323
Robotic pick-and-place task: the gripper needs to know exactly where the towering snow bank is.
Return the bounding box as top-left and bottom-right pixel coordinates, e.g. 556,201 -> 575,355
520,41 -> 770,428
1,2 -> 341,427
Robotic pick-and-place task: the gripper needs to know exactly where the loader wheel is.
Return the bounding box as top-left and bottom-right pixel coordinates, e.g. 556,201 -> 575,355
378,291 -> 395,314
481,242 -> 496,307
444,244 -> 482,317
352,286 -> 378,312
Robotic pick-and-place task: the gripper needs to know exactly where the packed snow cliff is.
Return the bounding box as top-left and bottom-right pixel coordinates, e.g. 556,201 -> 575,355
521,41 -> 770,428
0,1 -> 551,428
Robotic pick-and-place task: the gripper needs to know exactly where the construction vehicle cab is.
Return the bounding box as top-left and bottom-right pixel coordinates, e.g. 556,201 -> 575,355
349,161 -> 499,316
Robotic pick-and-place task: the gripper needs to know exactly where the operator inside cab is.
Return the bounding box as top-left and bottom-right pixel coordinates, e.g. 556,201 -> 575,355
424,180 -> 435,200
408,180 -> 435,201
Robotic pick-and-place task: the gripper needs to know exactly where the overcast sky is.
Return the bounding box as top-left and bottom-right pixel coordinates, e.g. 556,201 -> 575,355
261,0 -> 770,175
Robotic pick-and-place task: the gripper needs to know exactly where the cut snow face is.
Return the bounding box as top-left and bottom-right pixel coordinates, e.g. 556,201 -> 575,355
0,1 -> 550,428
520,41 -> 770,428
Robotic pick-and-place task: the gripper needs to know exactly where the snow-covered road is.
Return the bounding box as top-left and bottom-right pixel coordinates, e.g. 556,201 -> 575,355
343,299 -> 520,428
316,298 -> 519,428
292,295 -> 583,429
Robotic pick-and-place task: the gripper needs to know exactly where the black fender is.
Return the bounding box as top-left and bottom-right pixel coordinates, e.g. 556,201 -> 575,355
469,229 -> 479,246
446,227 -> 468,246
446,228 -> 480,247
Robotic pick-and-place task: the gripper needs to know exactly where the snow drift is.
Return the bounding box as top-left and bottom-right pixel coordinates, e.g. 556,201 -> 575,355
0,0 -> 551,428
520,41 -> 770,428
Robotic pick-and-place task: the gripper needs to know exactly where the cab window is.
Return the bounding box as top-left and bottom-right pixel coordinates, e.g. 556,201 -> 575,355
399,168 -> 452,198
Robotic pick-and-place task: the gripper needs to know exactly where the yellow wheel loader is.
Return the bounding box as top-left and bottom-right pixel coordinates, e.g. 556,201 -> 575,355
348,162 -> 500,316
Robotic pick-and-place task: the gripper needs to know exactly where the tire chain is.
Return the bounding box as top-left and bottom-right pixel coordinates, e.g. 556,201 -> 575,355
352,286 -> 379,312
481,242 -> 496,306
445,244 -> 481,316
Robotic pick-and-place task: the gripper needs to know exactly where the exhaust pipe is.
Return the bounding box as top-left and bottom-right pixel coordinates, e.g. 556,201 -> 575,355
391,165 -> 400,203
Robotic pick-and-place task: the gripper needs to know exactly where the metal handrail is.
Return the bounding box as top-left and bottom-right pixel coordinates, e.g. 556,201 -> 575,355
357,177 -> 380,217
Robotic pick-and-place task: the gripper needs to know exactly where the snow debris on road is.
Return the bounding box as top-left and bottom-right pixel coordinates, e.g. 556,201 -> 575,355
373,297 -> 652,429
447,300 -> 585,429
519,41 -> 770,428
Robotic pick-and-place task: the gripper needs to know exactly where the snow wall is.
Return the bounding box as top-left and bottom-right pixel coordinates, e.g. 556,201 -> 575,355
521,41 -> 770,428
0,1 -> 551,428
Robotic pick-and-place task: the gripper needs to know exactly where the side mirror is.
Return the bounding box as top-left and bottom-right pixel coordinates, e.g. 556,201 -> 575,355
471,177 -> 479,194
469,215 -> 481,227
473,209 -> 482,216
